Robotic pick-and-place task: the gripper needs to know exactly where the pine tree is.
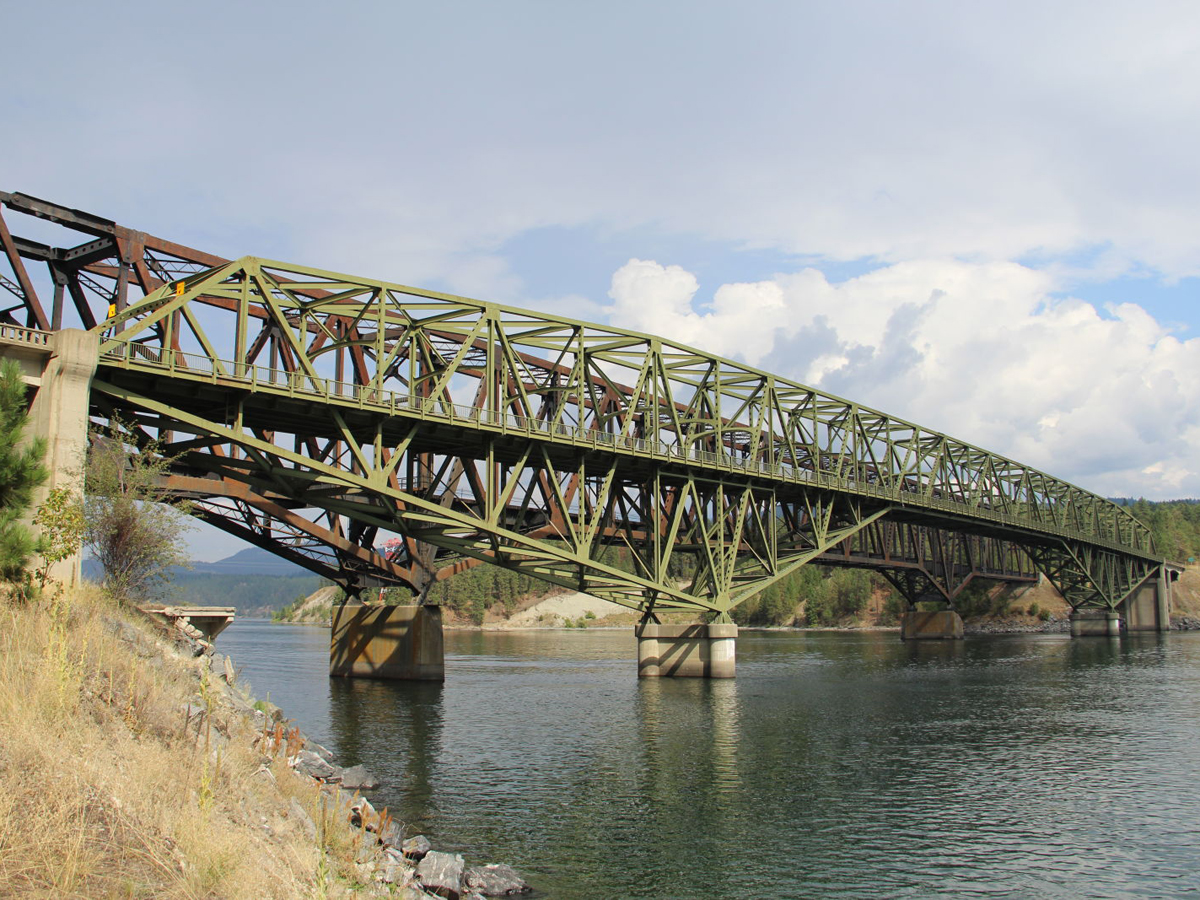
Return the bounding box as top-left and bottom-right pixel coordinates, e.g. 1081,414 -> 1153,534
0,360 -> 47,582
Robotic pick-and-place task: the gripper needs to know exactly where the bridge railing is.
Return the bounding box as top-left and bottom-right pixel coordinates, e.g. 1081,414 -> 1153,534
99,343 -> 1148,557
0,324 -> 51,347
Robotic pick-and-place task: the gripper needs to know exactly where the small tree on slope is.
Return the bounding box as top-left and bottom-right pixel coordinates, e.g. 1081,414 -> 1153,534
84,420 -> 192,601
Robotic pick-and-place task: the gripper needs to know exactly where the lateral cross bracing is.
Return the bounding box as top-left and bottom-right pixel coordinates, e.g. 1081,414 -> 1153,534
0,193 -> 1164,618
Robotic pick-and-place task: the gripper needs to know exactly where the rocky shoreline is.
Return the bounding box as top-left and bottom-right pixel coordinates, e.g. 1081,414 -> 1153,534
963,616 -> 1070,635
165,614 -> 533,899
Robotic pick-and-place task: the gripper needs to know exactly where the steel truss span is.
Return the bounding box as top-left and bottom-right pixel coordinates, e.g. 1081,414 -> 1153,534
0,193 -> 1163,618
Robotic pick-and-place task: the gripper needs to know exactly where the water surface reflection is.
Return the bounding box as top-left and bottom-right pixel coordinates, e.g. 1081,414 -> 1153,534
222,623 -> 1200,898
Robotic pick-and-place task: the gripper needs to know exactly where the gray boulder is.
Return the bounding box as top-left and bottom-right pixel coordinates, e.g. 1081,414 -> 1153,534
384,847 -> 407,862
416,850 -> 464,899
380,856 -> 408,885
307,740 -> 335,762
293,749 -> 338,781
380,848 -> 414,886
347,795 -> 375,828
378,818 -> 404,849
464,864 -> 532,896
402,834 -> 432,860
340,764 -> 381,791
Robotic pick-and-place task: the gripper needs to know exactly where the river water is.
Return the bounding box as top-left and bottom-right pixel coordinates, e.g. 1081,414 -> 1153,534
221,621 -> 1200,898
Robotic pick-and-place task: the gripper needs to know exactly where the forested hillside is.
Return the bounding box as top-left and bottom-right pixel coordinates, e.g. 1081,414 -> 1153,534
1118,498 -> 1200,561
172,572 -> 321,617
82,559 -> 321,617
366,564 -> 571,625
343,548 -> 897,629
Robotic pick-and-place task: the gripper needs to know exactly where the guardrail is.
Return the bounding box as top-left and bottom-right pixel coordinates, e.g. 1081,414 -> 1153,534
98,343 -> 1153,558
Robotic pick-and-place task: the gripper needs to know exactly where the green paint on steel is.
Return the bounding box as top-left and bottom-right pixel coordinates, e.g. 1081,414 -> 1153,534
87,257 -> 1162,613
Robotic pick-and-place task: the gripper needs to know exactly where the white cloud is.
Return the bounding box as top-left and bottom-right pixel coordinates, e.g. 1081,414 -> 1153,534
605,257 -> 1200,499
6,0 -> 1200,505
9,2 -> 1200,285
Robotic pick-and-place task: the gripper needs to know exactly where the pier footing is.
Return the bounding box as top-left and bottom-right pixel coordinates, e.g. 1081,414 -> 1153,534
900,610 -> 964,640
1070,609 -> 1121,637
330,603 -> 445,681
636,622 -> 737,678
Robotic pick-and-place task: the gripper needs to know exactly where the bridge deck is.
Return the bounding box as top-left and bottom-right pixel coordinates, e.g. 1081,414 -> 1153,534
98,342 -> 1157,561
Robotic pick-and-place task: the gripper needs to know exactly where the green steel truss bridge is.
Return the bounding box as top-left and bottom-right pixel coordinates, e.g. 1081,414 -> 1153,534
0,192 -> 1164,620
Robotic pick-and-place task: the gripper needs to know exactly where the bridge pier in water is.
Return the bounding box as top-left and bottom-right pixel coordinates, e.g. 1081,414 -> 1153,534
899,609 -> 964,640
330,603 -> 445,681
1071,564 -> 1174,636
1069,609 -> 1121,636
635,622 -> 737,678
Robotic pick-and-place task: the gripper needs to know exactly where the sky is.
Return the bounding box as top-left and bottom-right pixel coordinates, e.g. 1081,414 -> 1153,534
4,0 -> 1200,559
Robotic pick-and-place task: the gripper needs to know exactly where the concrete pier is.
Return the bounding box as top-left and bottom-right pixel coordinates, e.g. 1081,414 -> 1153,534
1070,609 -> 1121,637
900,609 -> 964,640
3,328 -> 97,586
635,622 -> 737,678
330,603 -> 445,681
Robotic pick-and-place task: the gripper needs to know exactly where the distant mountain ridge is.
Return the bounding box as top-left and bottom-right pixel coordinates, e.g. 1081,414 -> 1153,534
82,546 -> 322,617
188,547 -> 313,577
83,546 -> 313,580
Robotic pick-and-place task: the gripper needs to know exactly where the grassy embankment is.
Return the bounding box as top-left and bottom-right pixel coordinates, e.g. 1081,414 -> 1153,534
0,583 -> 379,898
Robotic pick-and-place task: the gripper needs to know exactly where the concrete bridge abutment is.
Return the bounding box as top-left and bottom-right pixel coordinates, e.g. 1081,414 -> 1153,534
635,622 -> 737,678
1121,566 -> 1173,633
330,602 -> 445,681
5,328 -> 98,587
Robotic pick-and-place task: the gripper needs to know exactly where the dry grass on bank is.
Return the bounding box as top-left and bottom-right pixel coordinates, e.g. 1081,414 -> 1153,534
0,583 -> 362,899
1171,565 -> 1200,618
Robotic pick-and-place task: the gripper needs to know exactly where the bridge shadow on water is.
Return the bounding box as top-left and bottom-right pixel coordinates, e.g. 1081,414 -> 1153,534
327,676 -> 445,830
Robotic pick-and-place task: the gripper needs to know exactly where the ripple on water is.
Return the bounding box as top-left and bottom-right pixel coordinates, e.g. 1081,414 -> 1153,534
218,624 -> 1200,899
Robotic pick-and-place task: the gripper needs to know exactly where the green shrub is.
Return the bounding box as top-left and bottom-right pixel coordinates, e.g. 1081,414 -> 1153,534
730,565 -> 895,627
879,593 -> 906,626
